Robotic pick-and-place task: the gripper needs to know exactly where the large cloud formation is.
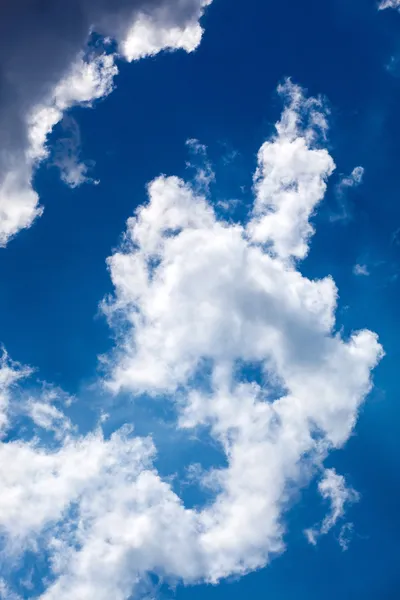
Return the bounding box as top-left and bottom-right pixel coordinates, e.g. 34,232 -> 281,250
0,0 -> 211,246
0,82 -> 383,599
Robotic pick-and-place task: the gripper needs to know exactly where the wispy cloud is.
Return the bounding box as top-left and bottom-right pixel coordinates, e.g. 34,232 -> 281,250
185,138 -> 216,193
305,469 -> 359,548
338,522 -> 355,552
52,116 -> 97,188
353,263 -> 370,276
330,166 -> 364,223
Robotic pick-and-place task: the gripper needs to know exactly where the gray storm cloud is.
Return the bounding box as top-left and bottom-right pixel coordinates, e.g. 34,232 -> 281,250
0,0 -> 202,175
0,0 -> 210,244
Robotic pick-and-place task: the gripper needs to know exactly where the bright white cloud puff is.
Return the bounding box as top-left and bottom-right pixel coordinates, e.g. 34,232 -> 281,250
0,81 -> 383,599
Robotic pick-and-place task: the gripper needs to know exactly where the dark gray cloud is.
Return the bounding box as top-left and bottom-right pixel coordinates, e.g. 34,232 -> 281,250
0,0 -> 161,169
0,0 -> 210,244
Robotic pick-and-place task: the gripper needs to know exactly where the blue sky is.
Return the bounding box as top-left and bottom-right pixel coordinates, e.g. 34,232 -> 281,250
0,0 -> 399,598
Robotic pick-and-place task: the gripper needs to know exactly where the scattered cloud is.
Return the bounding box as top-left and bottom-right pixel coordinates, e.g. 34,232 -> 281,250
218,141 -> 240,166
0,579 -> 22,600
216,197 -> 242,213
391,227 -> 400,245
338,522 -> 355,552
305,469 -> 359,547
27,397 -> 73,440
353,263 -> 370,276
0,0 -> 212,246
379,0 -> 400,9
337,166 -> 364,194
51,116 -> 97,188
185,138 -> 215,193
330,166 -> 364,223
385,54 -> 400,76
0,350 -> 33,434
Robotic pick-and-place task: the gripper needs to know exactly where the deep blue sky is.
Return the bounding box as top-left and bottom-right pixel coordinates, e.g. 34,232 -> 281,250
1,0 -> 400,597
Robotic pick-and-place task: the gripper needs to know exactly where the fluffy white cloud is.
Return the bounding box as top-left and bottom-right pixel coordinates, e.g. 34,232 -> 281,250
0,368 -> 202,598
247,81 -> 334,259
99,82 -> 380,586
122,1 -> 213,61
0,0 -> 212,246
0,83 -> 383,599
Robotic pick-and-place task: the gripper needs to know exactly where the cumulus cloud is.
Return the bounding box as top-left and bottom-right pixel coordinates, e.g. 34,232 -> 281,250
247,81 -> 333,259
330,166 -> 364,223
98,82 -> 380,587
0,82 -> 383,598
0,0 -> 212,246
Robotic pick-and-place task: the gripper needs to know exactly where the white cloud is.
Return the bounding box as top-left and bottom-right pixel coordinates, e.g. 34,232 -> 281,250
97,83 -> 380,588
353,263 -> 370,276
122,1 -> 212,61
52,116 -> 97,189
338,522 -> 355,552
0,579 -> 22,600
339,166 -> 364,190
305,469 -> 359,546
336,167 -> 364,200
185,138 -> 215,193
0,0 -> 212,246
0,52 -> 117,245
53,53 -> 118,111
379,0 -> 400,9
0,427 -> 154,551
0,351 -> 33,435
0,82 -> 383,599
58,158 -> 93,189
330,166 -> 364,223
27,399 -> 73,440
247,80 -> 335,259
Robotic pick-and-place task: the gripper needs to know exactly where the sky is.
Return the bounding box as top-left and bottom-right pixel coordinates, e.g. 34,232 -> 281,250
0,0 -> 399,598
